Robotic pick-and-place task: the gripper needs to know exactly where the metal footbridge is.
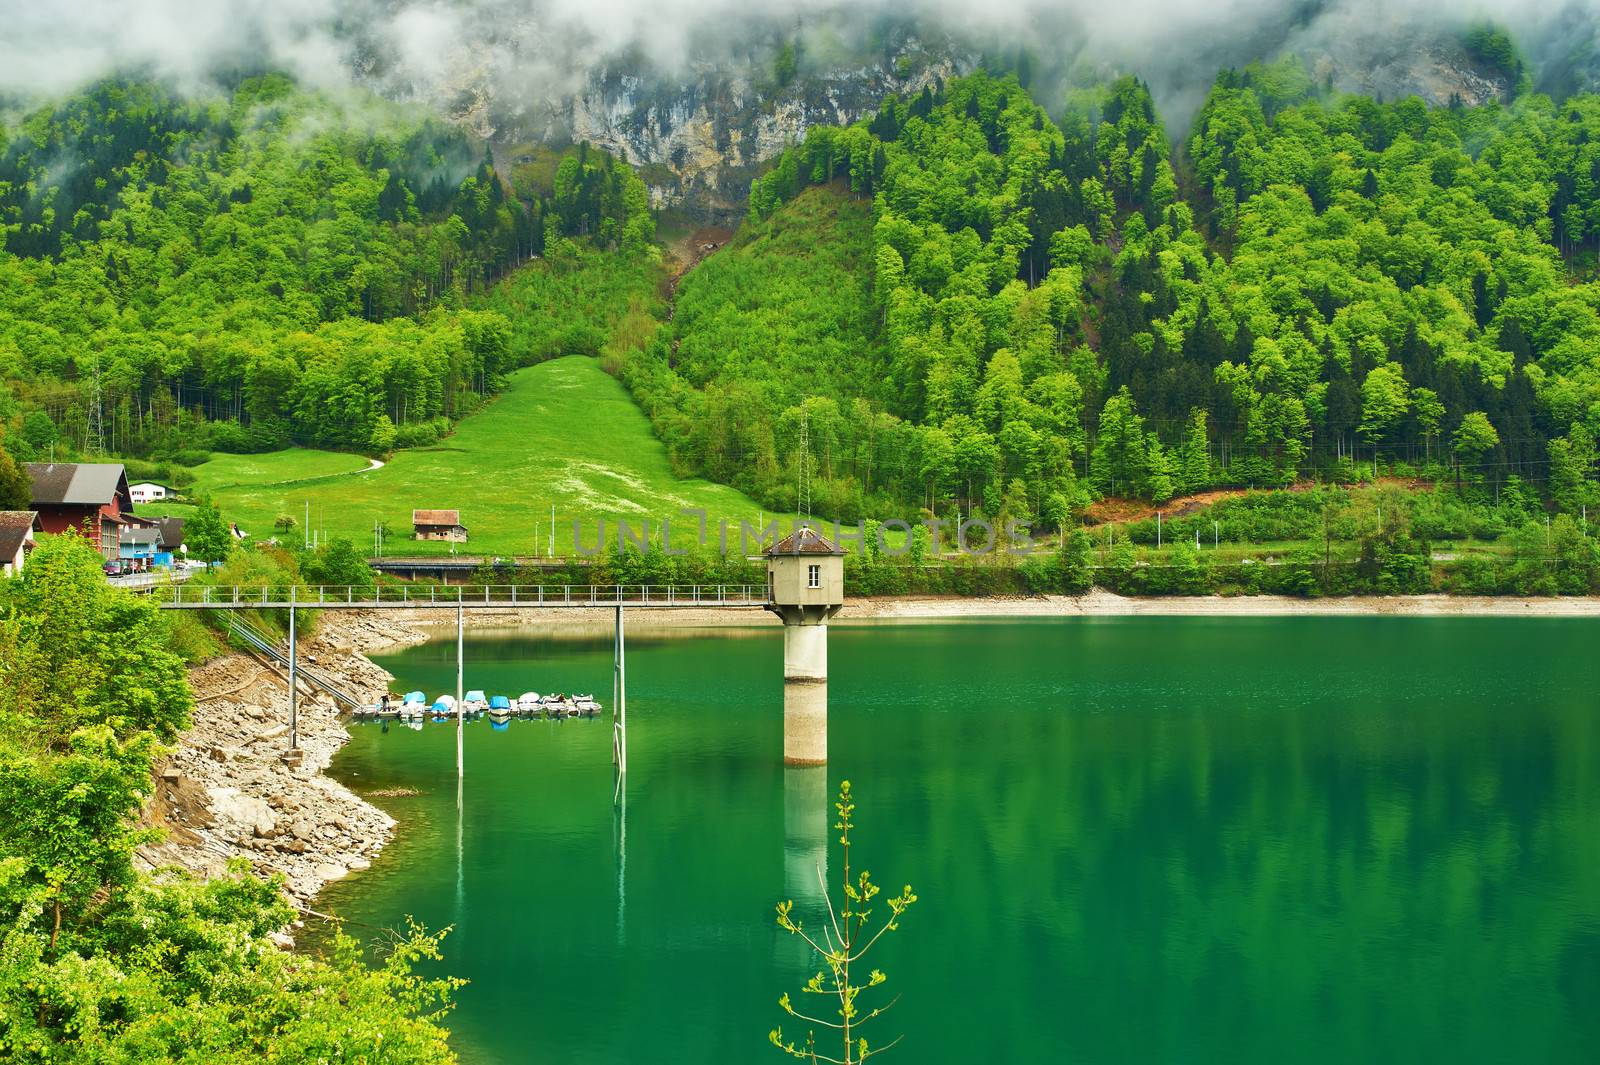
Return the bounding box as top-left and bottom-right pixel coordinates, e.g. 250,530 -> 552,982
149,583 -> 768,610
151,584 -> 772,784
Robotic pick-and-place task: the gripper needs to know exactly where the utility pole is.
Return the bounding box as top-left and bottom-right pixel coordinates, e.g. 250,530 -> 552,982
549,503 -> 555,557
797,413 -> 811,519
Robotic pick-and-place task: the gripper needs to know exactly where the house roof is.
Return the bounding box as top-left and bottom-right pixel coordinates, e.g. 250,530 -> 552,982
120,527 -> 160,547
0,511 -> 39,562
129,481 -> 169,490
766,526 -> 844,557
25,463 -> 129,507
413,509 -> 462,526
155,517 -> 185,548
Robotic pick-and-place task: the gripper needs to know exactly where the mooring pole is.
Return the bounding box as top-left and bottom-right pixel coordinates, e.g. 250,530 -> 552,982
612,604 -> 619,768
612,603 -> 627,776
288,586 -> 298,751
456,600 -> 465,779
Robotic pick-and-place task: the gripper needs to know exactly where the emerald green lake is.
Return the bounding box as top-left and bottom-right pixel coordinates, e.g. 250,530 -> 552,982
316,618 -> 1600,1064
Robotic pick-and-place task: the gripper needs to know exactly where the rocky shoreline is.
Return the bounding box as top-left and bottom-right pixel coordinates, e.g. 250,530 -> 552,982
137,612 -> 429,922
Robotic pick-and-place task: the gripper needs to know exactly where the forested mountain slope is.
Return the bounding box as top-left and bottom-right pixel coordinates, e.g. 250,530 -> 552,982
622,66 -> 1600,525
0,76 -> 653,459
625,185 -> 881,499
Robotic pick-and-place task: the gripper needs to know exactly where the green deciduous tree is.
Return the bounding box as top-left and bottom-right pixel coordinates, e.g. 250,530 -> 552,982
185,499 -> 232,567
1358,364 -> 1410,455
1452,411 -> 1501,489
0,529 -> 462,1062
771,781 -> 918,1064
0,440 -> 29,510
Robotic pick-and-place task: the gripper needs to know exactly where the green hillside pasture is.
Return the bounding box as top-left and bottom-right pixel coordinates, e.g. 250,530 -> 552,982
155,357 -> 794,558
190,450 -> 375,489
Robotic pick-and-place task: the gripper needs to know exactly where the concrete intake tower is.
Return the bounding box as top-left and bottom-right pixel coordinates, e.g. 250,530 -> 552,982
764,528 -> 845,765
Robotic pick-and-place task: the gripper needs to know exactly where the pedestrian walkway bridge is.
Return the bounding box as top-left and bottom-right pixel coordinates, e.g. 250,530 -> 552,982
147,583 -> 769,611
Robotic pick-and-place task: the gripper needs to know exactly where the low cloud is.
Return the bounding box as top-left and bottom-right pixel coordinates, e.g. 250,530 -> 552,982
2,2 -> 1595,117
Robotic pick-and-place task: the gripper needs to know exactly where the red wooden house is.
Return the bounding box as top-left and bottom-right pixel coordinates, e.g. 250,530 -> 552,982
25,463 -> 135,560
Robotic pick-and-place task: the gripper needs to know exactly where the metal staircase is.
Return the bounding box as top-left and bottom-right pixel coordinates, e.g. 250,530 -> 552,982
226,615 -> 367,711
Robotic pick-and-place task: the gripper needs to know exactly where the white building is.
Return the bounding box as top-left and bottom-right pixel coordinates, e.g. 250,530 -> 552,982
0,512 -> 41,577
129,482 -> 170,504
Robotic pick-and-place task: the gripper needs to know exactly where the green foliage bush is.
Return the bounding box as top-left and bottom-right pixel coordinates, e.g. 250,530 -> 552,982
0,534 -> 460,1060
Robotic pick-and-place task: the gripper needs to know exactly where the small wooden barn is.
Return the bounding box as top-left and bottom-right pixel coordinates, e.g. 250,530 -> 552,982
413,509 -> 468,543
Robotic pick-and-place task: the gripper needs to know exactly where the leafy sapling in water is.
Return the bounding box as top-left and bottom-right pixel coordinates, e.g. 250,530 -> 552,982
770,780 -> 918,1064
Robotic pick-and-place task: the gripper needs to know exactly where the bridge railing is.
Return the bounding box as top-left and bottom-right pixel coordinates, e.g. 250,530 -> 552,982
147,583 -> 769,609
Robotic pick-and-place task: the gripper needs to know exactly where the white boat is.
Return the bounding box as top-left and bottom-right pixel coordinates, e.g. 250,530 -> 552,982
516,692 -> 542,715
463,690 -> 489,714
573,695 -> 601,715
540,694 -> 574,717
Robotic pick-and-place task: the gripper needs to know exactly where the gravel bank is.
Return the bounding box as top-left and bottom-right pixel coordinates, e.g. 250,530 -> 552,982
137,613 -> 428,916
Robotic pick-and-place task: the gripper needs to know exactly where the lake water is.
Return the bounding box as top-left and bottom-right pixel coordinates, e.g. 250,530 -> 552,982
315,617 -> 1600,1064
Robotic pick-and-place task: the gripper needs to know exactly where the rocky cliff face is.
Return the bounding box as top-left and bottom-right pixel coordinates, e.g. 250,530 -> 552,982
492,38 -> 972,223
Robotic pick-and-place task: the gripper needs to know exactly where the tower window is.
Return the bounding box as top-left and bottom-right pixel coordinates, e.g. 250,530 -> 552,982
808,564 -> 820,588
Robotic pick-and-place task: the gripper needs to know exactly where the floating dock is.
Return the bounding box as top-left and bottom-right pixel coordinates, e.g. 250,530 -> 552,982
357,692 -> 602,723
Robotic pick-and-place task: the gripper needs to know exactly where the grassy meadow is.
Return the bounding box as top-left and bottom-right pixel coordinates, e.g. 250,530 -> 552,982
141,357 -> 793,558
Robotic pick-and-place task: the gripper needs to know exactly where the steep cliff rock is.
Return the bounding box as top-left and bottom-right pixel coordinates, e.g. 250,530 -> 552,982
498,44 -> 972,222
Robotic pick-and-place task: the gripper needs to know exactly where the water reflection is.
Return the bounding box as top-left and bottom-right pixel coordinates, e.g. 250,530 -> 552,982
783,766 -> 829,907
320,618 -> 1599,1065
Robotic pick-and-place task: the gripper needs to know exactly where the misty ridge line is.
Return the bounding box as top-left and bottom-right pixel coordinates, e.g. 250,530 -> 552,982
3,1 -> 1595,122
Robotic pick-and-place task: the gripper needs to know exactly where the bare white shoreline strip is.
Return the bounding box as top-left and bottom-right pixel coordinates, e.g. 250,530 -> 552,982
359,592 -> 1600,648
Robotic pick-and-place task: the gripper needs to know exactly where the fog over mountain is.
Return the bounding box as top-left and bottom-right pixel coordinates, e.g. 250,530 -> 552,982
7,1 -> 1600,217
3,1 -> 1594,103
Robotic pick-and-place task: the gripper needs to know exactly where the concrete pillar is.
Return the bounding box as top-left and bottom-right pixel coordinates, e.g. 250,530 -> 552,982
782,621 -> 828,766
